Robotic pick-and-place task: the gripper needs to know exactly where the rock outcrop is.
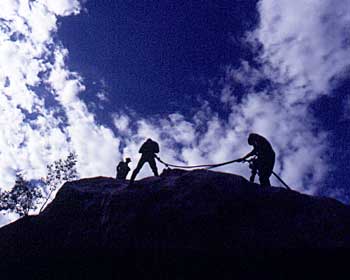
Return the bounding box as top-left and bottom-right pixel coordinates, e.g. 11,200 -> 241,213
1,169 -> 349,277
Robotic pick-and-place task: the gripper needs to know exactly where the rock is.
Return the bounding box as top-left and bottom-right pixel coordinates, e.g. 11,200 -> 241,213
1,169 -> 349,277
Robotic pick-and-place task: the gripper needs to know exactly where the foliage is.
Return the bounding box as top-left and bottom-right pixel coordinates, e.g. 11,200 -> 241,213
0,152 -> 79,217
0,173 -> 42,217
40,152 -> 79,212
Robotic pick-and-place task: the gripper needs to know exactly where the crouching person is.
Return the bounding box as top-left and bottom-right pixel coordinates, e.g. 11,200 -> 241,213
116,157 -> 131,180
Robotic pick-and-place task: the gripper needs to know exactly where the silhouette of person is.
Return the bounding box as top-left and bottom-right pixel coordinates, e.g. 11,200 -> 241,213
238,133 -> 275,187
116,158 -> 131,180
129,138 -> 160,185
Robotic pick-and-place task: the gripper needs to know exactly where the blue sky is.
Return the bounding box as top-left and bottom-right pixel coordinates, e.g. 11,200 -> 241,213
58,1 -> 258,117
0,0 -> 350,225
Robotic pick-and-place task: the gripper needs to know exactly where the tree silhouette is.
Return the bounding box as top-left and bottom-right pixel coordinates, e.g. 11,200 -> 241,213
39,152 -> 79,213
0,173 -> 42,217
0,153 -> 79,217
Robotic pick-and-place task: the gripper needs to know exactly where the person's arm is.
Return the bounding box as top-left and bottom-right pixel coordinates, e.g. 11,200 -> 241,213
238,149 -> 256,162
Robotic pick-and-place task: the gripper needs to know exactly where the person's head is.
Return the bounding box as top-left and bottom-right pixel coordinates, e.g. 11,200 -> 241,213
248,133 -> 259,146
125,157 -> 131,163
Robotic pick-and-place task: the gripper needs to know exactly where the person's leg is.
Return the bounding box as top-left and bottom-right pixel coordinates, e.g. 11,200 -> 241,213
258,166 -> 273,187
250,168 -> 257,183
259,173 -> 271,187
249,159 -> 258,183
257,155 -> 274,187
120,171 -> 128,180
148,157 -> 159,176
130,157 -> 146,183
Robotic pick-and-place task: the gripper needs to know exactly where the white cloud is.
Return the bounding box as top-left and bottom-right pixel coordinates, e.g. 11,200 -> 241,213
113,114 -> 130,133
0,0 -> 124,227
41,0 -> 81,16
254,0 -> 350,98
96,91 -> 109,102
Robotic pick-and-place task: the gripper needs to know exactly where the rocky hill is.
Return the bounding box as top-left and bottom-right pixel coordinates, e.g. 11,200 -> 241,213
1,169 -> 349,278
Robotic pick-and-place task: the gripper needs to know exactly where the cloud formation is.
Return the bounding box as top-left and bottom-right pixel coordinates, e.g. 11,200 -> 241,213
0,1 -> 121,198
255,0 -> 350,98
247,0 -> 350,187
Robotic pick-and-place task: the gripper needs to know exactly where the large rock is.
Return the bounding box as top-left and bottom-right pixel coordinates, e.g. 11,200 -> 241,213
0,170 -> 350,255
1,169 -> 349,277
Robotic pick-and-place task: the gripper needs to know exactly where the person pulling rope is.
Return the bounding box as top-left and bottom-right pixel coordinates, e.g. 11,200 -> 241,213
155,133 -> 292,190
156,156 -> 292,191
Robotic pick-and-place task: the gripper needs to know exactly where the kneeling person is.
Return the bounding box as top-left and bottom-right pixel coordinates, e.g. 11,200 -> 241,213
116,158 -> 131,180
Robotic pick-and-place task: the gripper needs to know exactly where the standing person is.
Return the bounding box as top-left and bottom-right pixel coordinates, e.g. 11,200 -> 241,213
116,158 -> 131,180
129,138 -> 160,185
238,133 -> 275,187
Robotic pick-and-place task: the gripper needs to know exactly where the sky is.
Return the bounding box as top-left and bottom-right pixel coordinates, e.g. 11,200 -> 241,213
0,0 -> 350,226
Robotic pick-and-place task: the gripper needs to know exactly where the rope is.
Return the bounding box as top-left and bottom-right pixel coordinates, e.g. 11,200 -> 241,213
155,157 -> 216,169
156,156 -> 292,191
156,157 -> 241,169
272,171 -> 292,191
206,159 -> 240,169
